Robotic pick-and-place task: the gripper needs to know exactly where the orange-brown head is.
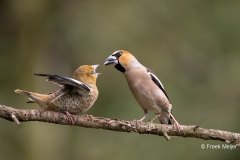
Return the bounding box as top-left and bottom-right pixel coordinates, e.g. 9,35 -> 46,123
73,65 -> 101,85
104,50 -> 143,72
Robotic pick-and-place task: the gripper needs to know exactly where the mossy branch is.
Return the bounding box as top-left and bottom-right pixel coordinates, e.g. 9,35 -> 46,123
0,104 -> 239,145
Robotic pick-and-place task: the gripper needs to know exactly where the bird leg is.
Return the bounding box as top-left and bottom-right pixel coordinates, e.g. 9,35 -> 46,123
149,114 -> 160,123
135,110 -> 148,124
169,113 -> 180,132
63,111 -> 74,124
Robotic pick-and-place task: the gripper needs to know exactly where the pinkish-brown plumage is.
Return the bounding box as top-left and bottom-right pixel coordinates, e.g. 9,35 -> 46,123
15,64 -> 101,124
104,50 -> 180,132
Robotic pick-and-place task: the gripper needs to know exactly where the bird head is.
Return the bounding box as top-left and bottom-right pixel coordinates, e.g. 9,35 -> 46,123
73,64 -> 101,85
104,50 -> 142,72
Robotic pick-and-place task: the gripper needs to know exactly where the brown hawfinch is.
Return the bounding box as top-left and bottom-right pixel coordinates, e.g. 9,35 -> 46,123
104,50 -> 180,131
15,65 -> 101,124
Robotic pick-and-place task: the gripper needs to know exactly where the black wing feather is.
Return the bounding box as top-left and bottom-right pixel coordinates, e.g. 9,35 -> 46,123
147,69 -> 169,100
34,73 -> 90,92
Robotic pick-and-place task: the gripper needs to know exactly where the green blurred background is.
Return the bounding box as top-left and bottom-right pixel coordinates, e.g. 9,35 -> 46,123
0,0 -> 239,159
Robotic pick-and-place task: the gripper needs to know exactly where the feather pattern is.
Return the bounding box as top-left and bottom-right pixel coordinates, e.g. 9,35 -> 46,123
34,73 -> 90,92
147,69 -> 169,100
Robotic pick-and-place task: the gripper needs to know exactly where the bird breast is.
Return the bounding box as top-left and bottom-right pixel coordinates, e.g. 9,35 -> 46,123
124,69 -> 168,113
47,86 -> 98,114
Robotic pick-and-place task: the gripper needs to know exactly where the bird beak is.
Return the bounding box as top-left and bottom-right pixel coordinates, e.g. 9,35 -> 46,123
92,64 -> 99,70
104,55 -> 118,66
92,64 -> 101,77
95,73 -> 102,78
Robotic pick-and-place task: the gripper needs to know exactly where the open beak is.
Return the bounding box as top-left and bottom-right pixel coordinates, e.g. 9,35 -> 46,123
104,55 -> 118,66
92,64 -> 101,77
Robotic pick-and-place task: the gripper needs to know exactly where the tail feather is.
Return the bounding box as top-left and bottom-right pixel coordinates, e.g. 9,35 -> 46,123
15,89 -> 50,111
34,73 -> 51,77
168,119 -> 172,125
26,100 -> 35,103
15,89 -> 31,95
159,117 -> 172,125
15,89 -> 42,103
158,111 -> 172,125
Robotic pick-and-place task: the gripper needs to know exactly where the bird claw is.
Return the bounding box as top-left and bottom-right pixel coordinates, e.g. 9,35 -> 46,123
63,111 -> 74,125
84,114 -> 93,119
173,121 -> 181,132
169,113 -> 180,132
133,119 -> 143,125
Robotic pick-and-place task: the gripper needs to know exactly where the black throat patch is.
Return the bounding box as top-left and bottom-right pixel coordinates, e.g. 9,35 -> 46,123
115,63 -> 125,72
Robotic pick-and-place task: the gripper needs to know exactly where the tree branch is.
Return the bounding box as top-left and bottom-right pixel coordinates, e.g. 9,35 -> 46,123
0,104 -> 239,145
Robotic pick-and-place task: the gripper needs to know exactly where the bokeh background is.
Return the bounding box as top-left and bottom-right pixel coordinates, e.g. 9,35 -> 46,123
0,0 -> 239,159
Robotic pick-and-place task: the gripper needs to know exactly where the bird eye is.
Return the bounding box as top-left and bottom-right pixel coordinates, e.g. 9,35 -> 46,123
90,71 -> 94,74
112,51 -> 122,58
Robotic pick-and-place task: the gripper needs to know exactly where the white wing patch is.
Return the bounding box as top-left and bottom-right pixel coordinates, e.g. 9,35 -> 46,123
148,72 -> 165,89
54,76 -> 91,91
147,69 -> 169,99
67,78 -> 91,91
34,73 -> 91,92
68,78 -> 87,86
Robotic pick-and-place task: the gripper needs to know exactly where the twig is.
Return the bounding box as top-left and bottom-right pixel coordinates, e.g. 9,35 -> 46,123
11,112 -> 20,125
0,104 -> 239,145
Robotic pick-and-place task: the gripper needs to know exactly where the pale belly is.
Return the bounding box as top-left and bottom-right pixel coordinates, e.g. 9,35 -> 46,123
47,93 -> 97,114
128,81 -> 164,114
124,70 -> 170,114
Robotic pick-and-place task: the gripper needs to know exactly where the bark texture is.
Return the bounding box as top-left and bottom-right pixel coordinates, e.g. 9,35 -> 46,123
0,104 -> 239,145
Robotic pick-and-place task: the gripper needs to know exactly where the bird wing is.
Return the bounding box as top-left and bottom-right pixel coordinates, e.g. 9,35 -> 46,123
147,68 -> 169,100
34,73 -> 90,92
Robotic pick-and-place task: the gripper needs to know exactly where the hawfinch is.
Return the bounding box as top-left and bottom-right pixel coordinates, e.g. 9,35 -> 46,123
104,50 -> 180,131
15,65 -> 101,124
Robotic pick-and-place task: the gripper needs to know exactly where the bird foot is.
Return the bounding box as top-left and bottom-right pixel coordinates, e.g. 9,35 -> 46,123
133,119 -> 143,125
134,113 -> 148,125
84,114 -> 93,119
63,111 -> 74,124
173,120 -> 181,132
169,113 -> 181,132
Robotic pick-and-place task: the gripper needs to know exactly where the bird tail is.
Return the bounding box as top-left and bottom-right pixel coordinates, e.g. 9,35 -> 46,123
158,110 -> 172,125
15,89 -> 44,104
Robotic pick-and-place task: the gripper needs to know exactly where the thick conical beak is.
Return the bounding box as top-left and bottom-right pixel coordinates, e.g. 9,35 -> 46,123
104,55 -> 118,66
91,64 -> 101,77
95,73 -> 101,78
92,64 -> 99,70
